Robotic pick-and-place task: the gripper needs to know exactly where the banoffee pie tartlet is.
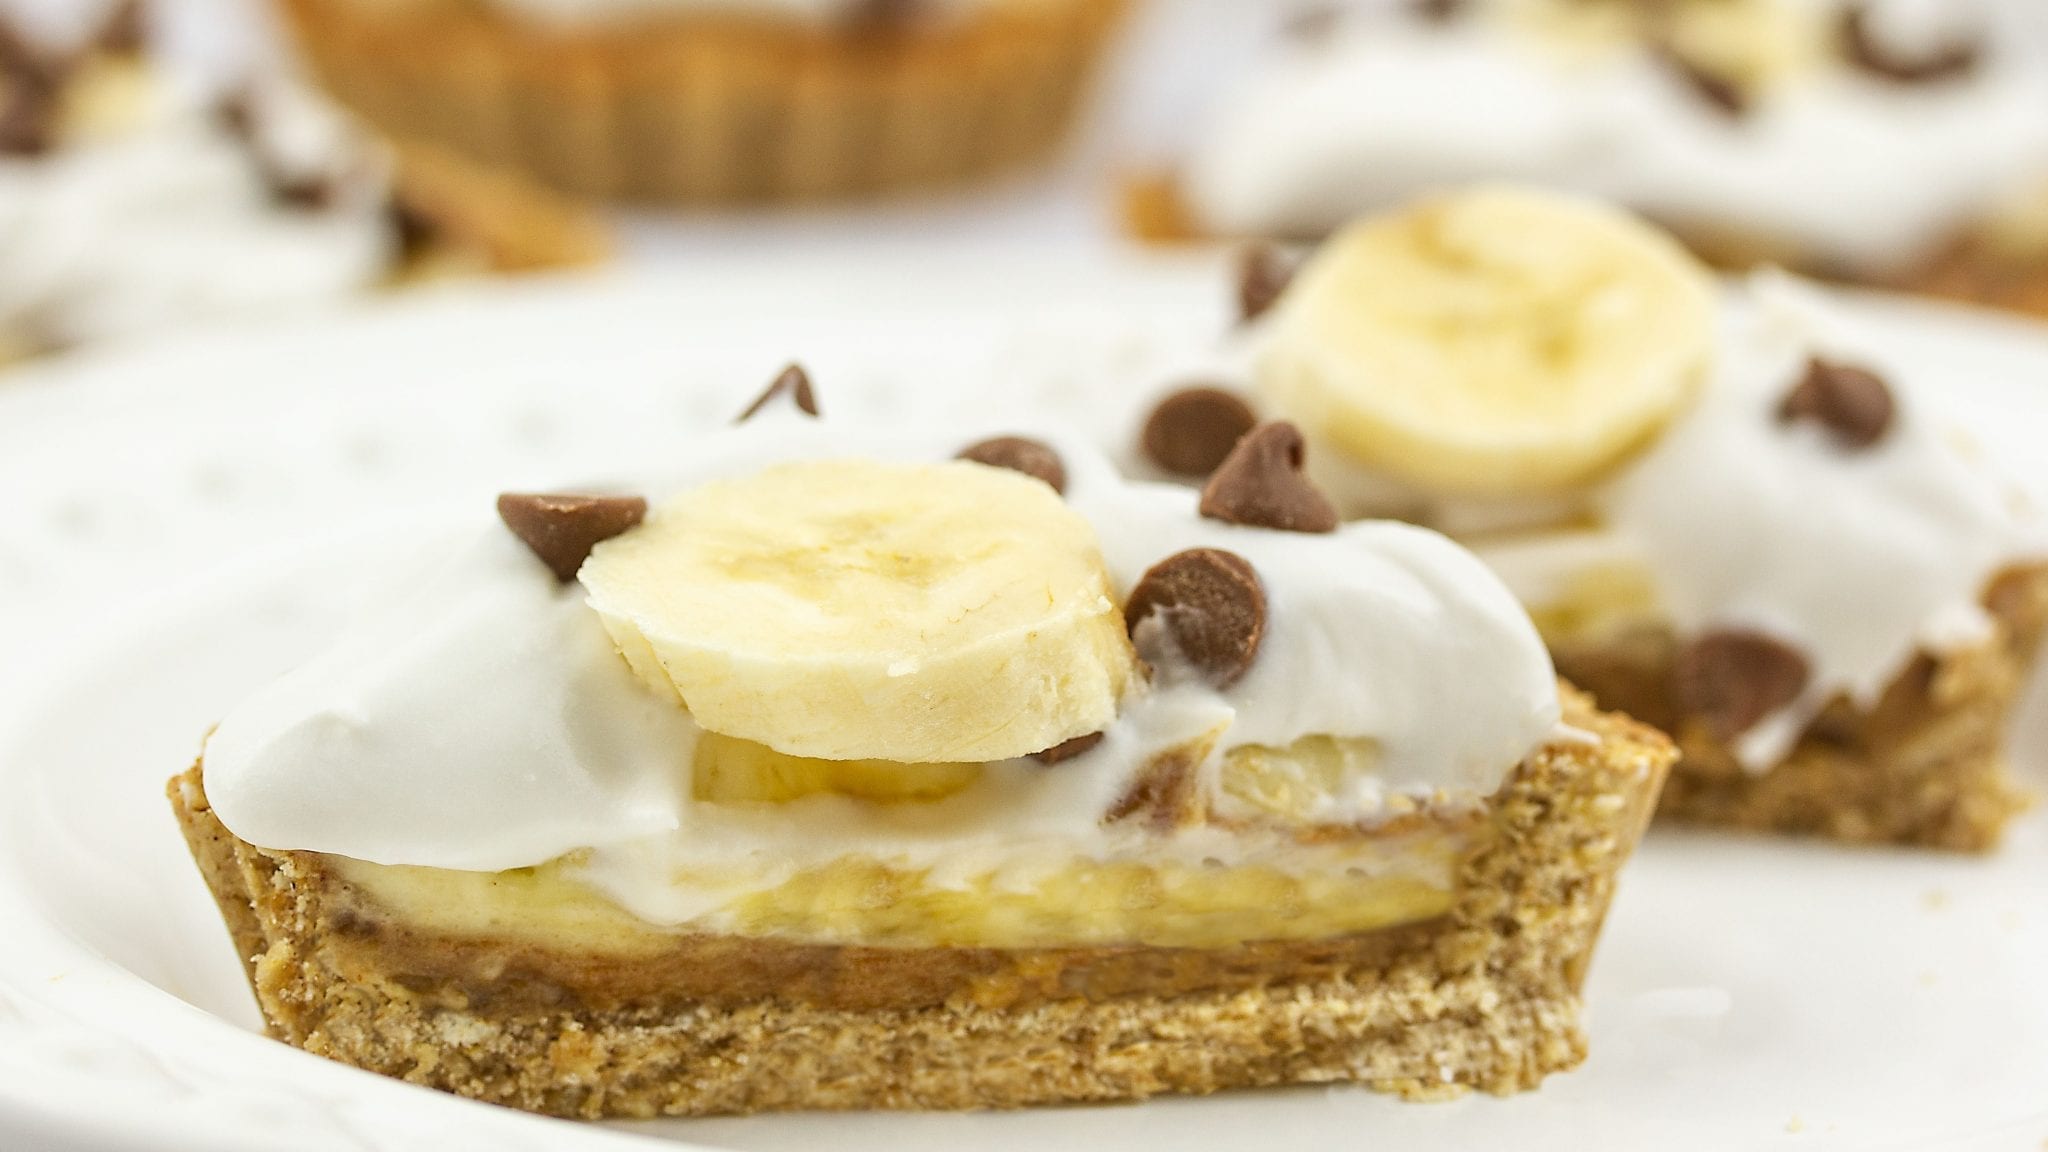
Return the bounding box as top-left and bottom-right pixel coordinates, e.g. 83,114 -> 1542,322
272,0 -> 1129,202
0,0 -> 606,363
1128,0 -> 2048,319
170,370 -> 1673,1117
1137,185 -> 2048,851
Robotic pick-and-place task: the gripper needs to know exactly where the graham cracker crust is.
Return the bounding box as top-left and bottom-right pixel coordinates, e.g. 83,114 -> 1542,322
168,687 -> 1671,1119
1551,565 -> 2048,852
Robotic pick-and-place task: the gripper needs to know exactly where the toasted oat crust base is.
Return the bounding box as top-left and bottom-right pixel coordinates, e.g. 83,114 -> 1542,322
278,0 -> 1127,203
168,688 -> 1671,1118
1552,565 -> 2048,852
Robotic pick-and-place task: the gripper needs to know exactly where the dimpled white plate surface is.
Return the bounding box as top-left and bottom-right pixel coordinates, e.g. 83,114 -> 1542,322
1,252 -> 2045,1152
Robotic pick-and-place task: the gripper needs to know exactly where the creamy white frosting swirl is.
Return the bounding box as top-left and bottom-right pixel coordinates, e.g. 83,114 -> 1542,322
0,68 -> 394,351
1184,0 -> 2048,274
201,418 -> 1559,880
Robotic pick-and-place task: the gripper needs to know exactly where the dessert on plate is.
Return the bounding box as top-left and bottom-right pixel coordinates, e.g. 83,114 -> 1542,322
170,371 -> 1673,1117
1137,185 -> 2048,850
1128,0 -> 2048,318
0,0 -> 607,363
272,0 -> 1129,202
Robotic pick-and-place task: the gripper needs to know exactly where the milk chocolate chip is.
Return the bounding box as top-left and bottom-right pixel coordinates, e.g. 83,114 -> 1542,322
1840,4 -> 1980,84
1778,357 -> 1895,450
1125,548 -> 1267,688
957,436 -> 1067,494
1032,731 -> 1104,765
1656,46 -> 1749,117
736,364 -> 820,423
1199,421 -> 1339,533
1237,243 -> 1297,324
1142,386 -> 1258,478
1674,629 -> 1812,741
1412,0 -> 1467,24
497,493 -> 648,583
96,0 -> 147,56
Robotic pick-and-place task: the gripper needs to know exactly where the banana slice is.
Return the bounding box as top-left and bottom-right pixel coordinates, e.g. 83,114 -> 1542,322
583,458 -> 1136,765
1260,185 -> 1717,495
692,732 -> 981,804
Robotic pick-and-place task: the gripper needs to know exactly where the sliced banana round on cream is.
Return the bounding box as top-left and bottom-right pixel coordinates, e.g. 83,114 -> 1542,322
1260,184 -> 1717,495
581,458 -> 1137,765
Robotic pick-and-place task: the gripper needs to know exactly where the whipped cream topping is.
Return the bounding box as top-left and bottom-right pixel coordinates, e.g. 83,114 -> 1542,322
201,416 -> 1560,898
0,66 -> 394,351
1183,0 -> 2048,273
1469,272 -> 2044,766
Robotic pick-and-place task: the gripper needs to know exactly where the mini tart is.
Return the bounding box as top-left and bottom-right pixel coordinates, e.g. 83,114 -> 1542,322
274,0 -> 1129,202
167,411 -> 1674,1117
169,686 -> 1671,1118
1123,172 -> 2048,325
0,14 -> 606,365
1536,564 -> 2047,852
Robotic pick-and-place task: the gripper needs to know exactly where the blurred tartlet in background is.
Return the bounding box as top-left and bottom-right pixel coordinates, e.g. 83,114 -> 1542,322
0,0 -> 607,366
1127,0 -> 2048,318
272,0 -> 1130,203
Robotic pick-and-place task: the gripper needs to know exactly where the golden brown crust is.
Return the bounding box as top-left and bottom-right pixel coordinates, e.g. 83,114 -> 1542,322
169,688 -> 1670,1118
277,0 -> 1128,203
388,137 -> 612,274
1551,564 -> 2048,852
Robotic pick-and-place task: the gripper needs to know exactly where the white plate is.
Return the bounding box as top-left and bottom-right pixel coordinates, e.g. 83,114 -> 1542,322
2,253 -> 2046,1152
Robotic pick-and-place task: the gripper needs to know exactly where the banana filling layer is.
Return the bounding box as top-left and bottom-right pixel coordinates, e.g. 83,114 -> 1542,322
1235,186 -> 2044,769
201,387 -> 1562,950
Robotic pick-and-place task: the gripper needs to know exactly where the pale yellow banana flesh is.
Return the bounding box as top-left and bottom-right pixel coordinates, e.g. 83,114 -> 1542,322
1261,184 -> 1718,495
582,458 -> 1136,766
692,732 -> 982,804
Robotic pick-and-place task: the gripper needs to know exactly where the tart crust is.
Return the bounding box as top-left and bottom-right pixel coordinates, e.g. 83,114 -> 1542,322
1550,564 -> 2048,852
170,687 -> 1669,1118
277,0 -> 1128,203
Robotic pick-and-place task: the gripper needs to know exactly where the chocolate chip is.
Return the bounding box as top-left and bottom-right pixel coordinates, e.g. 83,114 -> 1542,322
388,196 -> 440,262
212,86 -> 339,211
1032,731 -> 1104,765
736,364 -> 819,423
956,436 -> 1067,495
1673,629 -> 1812,741
1840,4 -> 1980,84
95,0 -> 147,56
1778,357 -> 1895,450
1237,243 -> 1297,324
1125,548 -> 1267,688
1141,386 -> 1258,478
0,82 -> 57,157
1411,0 -> 1467,24
0,20 -> 60,90
271,175 -> 336,211
1655,46 -> 1749,118
213,87 -> 257,143
497,493 -> 648,583
1198,421 -> 1339,533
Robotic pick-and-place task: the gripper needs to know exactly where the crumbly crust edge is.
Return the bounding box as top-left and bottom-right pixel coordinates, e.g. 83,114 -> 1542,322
167,686 -> 1672,1118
